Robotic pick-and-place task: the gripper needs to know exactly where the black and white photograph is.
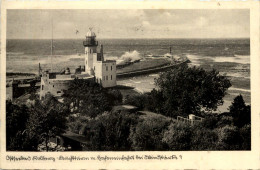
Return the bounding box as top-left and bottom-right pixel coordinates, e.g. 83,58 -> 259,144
5,8 -> 252,152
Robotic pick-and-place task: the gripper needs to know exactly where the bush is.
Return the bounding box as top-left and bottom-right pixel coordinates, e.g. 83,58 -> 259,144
105,89 -> 123,106
124,94 -> 147,110
162,122 -> 192,150
201,115 -> 219,129
190,125 -> 218,150
239,124 -> 251,150
217,125 -> 241,150
129,115 -> 170,151
217,116 -> 234,128
86,111 -> 138,151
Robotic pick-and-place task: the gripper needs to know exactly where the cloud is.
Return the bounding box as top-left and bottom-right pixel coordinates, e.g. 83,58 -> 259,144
7,9 -> 249,39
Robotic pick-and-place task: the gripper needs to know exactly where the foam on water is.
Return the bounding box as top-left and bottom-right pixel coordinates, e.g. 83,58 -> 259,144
212,55 -> 250,64
229,87 -> 251,93
117,50 -> 141,65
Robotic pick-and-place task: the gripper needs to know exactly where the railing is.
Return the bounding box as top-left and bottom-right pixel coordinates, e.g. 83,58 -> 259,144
177,115 -> 204,125
83,40 -> 98,46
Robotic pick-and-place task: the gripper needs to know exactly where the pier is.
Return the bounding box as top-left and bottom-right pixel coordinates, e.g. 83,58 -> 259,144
116,60 -> 189,79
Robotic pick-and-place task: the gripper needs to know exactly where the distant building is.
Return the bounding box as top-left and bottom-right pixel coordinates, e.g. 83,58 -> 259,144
83,29 -> 116,87
40,29 -> 117,99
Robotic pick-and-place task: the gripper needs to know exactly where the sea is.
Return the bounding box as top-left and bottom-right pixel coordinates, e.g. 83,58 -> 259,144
6,38 -> 250,112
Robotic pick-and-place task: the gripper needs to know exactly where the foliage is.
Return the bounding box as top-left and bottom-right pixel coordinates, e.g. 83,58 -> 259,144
123,90 -> 164,113
229,95 -> 250,128
67,115 -> 91,134
154,64 -> 231,118
26,94 -> 68,151
216,125 -> 241,150
217,116 -> 234,128
129,115 -> 170,151
63,79 -> 122,118
162,122 -> 192,150
6,101 -> 30,150
239,124 -> 251,150
85,111 -> 138,151
105,89 -> 123,106
190,124 -> 218,150
124,94 -> 147,110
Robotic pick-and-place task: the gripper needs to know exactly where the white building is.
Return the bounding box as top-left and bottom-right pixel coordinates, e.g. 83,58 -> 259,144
40,29 -> 117,99
83,29 -> 117,88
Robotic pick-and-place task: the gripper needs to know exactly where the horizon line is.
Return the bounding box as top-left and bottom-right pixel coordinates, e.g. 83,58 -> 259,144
6,37 -> 250,40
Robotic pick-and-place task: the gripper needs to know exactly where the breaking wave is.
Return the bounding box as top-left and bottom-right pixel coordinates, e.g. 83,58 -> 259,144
116,50 -> 141,65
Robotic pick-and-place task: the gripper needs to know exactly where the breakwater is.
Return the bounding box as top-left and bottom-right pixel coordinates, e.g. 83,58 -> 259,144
6,60 -> 189,83
116,60 -> 189,79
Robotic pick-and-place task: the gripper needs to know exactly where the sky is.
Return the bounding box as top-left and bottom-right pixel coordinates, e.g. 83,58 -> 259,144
7,9 -> 249,39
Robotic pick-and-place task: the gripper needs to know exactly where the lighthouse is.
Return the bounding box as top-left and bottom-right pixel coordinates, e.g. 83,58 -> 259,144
83,28 -> 116,87
83,28 -> 99,75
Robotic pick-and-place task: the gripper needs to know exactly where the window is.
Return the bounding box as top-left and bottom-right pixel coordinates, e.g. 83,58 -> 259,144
106,76 -> 108,80
106,66 -> 108,71
103,76 -> 105,81
42,85 -> 44,90
111,75 -> 112,80
111,66 -> 112,70
53,85 -> 54,87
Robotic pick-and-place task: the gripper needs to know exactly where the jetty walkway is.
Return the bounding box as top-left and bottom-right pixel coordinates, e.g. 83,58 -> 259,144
6,60 -> 189,83
116,60 -> 189,79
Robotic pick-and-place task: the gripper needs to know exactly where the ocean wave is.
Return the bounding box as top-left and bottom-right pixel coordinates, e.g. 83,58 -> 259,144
229,87 -> 251,93
7,52 -> 25,55
117,50 -> 141,65
186,54 -> 208,66
186,54 -> 250,65
225,72 -> 250,79
212,55 -> 250,64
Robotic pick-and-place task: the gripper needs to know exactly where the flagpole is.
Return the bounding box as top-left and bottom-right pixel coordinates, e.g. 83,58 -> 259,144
51,17 -> 53,72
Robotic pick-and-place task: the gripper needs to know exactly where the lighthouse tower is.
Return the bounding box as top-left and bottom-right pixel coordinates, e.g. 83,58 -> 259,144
82,28 -> 116,88
83,28 -> 99,75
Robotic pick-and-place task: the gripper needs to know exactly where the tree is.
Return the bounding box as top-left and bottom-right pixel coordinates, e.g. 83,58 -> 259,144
229,95 -> 250,128
26,94 -> 68,151
216,125 -> 241,150
162,122 -> 192,150
105,89 -> 123,106
154,64 -> 231,118
63,79 -> 115,118
201,114 -> 219,129
239,124 -> 251,150
217,116 -> 234,128
124,94 -> 147,110
129,115 -> 170,151
6,101 -> 30,150
85,111 -> 138,151
190,124 -> 218,150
